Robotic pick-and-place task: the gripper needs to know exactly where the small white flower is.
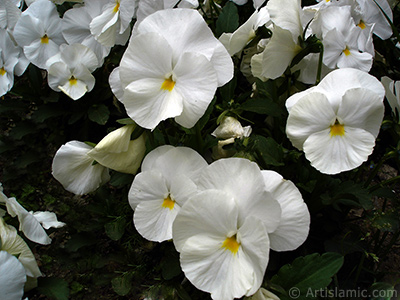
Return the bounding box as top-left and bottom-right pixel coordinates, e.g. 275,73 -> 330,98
13,0 -> 65,69
286,68 -> 385,174
46,43 -> 99,100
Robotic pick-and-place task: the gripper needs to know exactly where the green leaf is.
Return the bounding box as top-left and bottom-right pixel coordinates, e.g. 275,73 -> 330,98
271,252 -> 344,300
10,121 -> 37,140
64,233 -> 97,252
215,1 -> 239,37
252,135 -> 284,167
161,248 -> 182,280
105,217 -> 126,241
369,282 -> 397,300
37,277 -> 70,300
240,97 -> 283,117
112,273 -> 133,296
219,77 -> 237,103
88,104 -> 110,125
109,172 -> 134,187
31,104 -> 65,123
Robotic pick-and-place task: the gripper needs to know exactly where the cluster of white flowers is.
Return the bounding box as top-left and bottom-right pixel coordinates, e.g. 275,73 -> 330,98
0,183 -> 65,299
129,146 -> 310,299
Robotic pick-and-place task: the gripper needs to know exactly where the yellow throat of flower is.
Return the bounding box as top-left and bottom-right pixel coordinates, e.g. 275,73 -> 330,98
343,47 -> 351,56
41,34 -> 49,44
330,121 -> 345,137
162,195 -> 175,210
222,235 -> 240,254
113,1 -> 120,13
161,76 -> 175,92
358,20 -> 366,30
0,67 -> 6,76
69,76 -> 78,86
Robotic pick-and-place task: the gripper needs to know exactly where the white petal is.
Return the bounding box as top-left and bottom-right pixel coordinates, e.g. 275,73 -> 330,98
134,198 -> 180,242
286,91 -> 336,150
173,52 -> 218,128
31,211 -> 66,229
128,170 -> 169,209
303,127 -> 376,174
52,141 -> 110,195
338,88 -> 384,138
261,170 -> 310,251
58,77 -> 89,100
197,158 -> 281,232
267,0 -> 303,38
140,145 -> 175,171
4,197 -> 51,245
0,251 -> 26,300
109,67 -> 124,101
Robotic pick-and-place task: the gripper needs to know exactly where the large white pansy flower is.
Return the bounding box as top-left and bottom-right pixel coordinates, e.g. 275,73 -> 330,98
219,7 -> 270,56
0,251 -> 26,300
90,0 -> 136,47
286,68 -> 385,175
52,141 -> 110,195
128,145 -> 208,242
111,8 -> 233,130
87,124 -> 146,174
62,0 -> 111,65
46,44 -> 99,100
13,0 -> 65,69
172,190 -> 270,300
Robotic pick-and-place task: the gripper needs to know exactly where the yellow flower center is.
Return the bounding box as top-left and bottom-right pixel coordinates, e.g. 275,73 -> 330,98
41,34 -> 49,44
358,20 -> 366,30
161,195 -> 175,210
69,76 -> 78,85
161,76 -> 175,92
330,121 -> 345,137
343,47 -> 351,56
0,67 -> 6,76
113,1 -> 120,13
222,235 -> 240,254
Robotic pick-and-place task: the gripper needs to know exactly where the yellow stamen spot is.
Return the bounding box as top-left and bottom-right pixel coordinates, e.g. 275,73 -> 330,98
343,47 -> 351,56
113,1 -> 120,12
41,34 -> 49,44
222,235 -> 240,254
0,67 -> 6,76
358,20 -> 366,30
330,121 -> 345,137
161,76 -> 175,92
161,195 -> 175,210
69,77 -> 78,86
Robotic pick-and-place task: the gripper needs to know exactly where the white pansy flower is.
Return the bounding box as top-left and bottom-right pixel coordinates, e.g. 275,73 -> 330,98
286,68 -> 385,175
87,124 -> 146,174
62,0 -> 111,65
46,43 -> 99,100
13,0 -> 65,69
90,0 -> 136,47
311,6 -> 373,72
112,8 -> 233,130
219,7 -> 270,56
52,141 -> 110,195
172,190 -> 270,300
0,251 -> 26,300
128,145 -> 208,242
0,29 -> 19,96
381,76 -> 400,115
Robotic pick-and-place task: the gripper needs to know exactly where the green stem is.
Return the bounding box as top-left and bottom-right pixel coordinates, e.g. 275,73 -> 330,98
316,44 -> 324,84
